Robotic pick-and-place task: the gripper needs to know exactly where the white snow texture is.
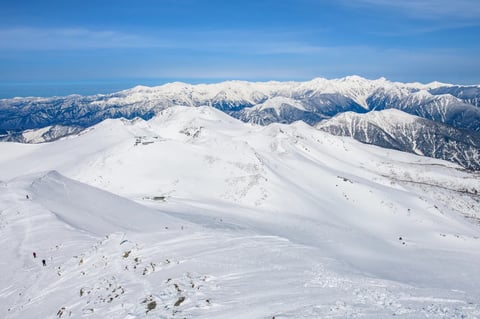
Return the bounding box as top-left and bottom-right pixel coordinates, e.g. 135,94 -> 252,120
1,105 -> 480,318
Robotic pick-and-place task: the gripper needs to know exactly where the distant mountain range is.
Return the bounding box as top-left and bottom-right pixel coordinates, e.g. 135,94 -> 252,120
1,76 -> 479,169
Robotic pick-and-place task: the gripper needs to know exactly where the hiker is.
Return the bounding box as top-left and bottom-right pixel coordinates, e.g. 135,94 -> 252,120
42,259 -> 46,267
26,194 -> 29,199
33,252 -> 37,258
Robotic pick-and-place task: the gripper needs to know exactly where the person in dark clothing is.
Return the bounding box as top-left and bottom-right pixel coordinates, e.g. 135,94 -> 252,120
33,252 -> 36,258
42,259 -> 46,266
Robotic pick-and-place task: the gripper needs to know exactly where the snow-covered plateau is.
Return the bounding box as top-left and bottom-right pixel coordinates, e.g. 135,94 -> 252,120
1,105 -> 480,318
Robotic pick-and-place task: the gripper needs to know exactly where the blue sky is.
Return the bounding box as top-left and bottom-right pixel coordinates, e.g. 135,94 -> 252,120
1,0 -> 479,96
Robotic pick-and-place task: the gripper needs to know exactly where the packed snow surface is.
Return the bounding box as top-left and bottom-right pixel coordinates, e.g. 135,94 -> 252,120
1,106 -> 480,318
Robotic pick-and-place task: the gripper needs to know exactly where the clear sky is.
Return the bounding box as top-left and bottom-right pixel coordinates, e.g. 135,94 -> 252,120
1,0 -> 479,96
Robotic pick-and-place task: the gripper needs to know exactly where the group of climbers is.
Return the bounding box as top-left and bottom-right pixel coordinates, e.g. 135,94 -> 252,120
26,195 -> 47,266
32,251 -> 46,266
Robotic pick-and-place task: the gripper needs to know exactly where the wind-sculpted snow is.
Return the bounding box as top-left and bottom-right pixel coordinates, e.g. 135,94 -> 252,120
317,109 -> 480,170
29,171 -> 181,235
1,106 -> 480,318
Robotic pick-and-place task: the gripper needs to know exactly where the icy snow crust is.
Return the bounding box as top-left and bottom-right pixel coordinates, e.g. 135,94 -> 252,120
1,106 -> 480,318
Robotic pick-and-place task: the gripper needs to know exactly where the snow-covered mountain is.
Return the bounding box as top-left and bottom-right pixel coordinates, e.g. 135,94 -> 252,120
0,125 -> 83,143
317,109 -> 480,170
367,90 -> 480,132
2,76 -> 479,170
429,85 -> 480,107
1,106 -> 480,318
1,76 -> 478,132
233,96 -> 326,125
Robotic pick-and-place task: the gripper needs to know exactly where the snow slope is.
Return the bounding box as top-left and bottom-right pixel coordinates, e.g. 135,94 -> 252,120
1,106 -> 480,318
317,109 -> 480,170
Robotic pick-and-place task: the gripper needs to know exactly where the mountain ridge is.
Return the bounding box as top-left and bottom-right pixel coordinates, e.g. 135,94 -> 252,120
1,75 -> 479,170
0,76 -> 480,131
317,109 -> 480,170
2,75 -> 476,131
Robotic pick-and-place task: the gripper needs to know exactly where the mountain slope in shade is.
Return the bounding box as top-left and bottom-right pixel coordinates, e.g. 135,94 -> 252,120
0,125 -> 83,143
233,96 -> 326,125
367,90 -> 480,132
429,85 -> 480,107
316,109 -> 480,170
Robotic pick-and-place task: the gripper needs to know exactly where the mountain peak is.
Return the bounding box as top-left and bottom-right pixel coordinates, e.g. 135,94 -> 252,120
339,75 -> 370,82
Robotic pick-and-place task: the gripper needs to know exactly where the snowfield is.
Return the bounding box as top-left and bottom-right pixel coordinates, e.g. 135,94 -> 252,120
1,106 -> 480,318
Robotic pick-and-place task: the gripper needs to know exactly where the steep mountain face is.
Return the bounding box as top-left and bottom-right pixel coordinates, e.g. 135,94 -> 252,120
0,125 -> 83,143
232,96 -> 326,125
367,90 -> 480,132
430,85 -> 480,107
317,109 -> 480,170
